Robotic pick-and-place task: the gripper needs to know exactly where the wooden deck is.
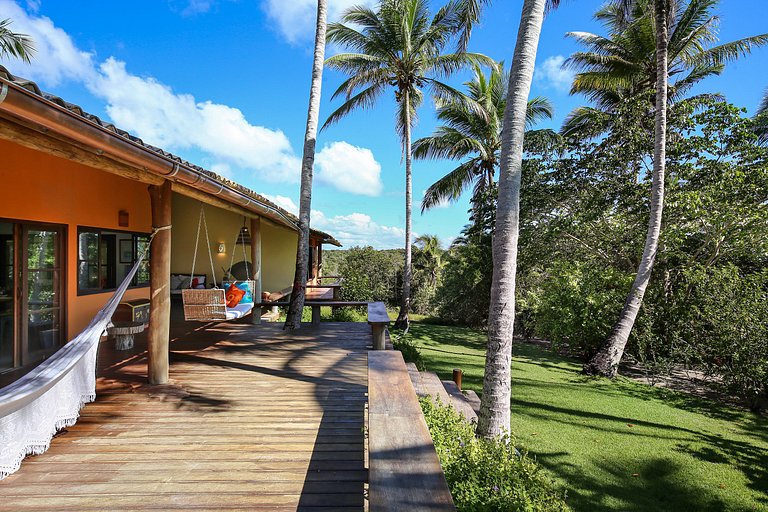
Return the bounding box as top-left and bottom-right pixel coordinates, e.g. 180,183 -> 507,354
0,318 -> 371,511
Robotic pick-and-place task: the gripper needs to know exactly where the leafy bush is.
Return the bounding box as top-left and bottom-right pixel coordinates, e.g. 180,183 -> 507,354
533,261 -> 632,359
392,332 -> 425,371
421,397 -> 571,512
337,246 -> 403,306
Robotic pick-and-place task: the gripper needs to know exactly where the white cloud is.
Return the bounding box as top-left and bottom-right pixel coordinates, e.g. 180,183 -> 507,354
534,55 -> 575,92
181,0 -> 215,16
315,141 -> 383,196
263,0 -> 376,44
311,211 -> 404,249
2,1 -> 385,193
90,58 -> 302,183
0,0 -> 96,86
262,194 -> 299,215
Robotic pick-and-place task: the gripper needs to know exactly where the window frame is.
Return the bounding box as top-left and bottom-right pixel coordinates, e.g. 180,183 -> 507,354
76,226 -> 151,296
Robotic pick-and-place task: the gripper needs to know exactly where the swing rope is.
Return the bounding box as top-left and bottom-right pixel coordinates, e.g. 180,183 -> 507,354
189,204 -> 218,289
226,217 -> 252,283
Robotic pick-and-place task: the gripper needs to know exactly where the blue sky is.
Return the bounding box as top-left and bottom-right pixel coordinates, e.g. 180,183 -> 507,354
2,0 -> 766,249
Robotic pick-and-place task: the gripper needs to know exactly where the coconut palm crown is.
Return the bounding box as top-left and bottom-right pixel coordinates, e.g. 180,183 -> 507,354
323,0 -> 494,328
414,63 -> 555,212
0,18 -> 35,63
562,0 -> 768,136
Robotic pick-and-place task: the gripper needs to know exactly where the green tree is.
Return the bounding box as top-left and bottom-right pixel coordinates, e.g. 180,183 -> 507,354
285,0 -> 328,330
414,62 -> 554,211
562,0 -> 768,137
323,0 -> 492,330
0,18 -> 35,63
567,0 -> 768,377
756,88 -> 768,145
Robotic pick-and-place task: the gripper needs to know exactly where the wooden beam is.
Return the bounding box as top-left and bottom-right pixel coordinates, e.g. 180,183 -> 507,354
251,216 -> 262,325
0,116 -> 164,185
171,181 -> 257,219
148,180 -> 173,384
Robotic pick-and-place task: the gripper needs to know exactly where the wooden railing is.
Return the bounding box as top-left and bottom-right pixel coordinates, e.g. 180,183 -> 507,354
368,350 -> 455,511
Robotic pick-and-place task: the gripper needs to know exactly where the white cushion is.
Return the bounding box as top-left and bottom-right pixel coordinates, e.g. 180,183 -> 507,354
170,275 -> 185,290
225,303 -> 254,320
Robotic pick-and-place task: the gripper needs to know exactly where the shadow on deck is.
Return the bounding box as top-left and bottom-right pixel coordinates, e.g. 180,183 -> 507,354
0,315 -> 371,511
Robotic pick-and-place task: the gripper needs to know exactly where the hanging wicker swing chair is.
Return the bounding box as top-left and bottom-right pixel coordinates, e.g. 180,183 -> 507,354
181,205 -> 255,322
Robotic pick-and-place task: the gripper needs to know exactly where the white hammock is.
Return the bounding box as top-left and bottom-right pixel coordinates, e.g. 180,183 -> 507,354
0,232 -> 154,479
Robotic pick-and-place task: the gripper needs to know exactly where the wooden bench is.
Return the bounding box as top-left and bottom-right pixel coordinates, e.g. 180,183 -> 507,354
368,351 -> 455,510
252,300 -> 368,327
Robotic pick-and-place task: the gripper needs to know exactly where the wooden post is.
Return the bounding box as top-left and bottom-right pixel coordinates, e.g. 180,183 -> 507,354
148,181 -> 172,384
311,305 -> 321,326
317,244 -> 323,280
251,217 -> 262,325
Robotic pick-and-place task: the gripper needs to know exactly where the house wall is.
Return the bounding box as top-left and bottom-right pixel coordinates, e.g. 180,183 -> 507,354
0,138 -> 152,339
170,193 -> 298,293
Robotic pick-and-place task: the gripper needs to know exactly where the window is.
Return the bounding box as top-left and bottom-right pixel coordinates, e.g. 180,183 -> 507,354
77,228 -> 150,294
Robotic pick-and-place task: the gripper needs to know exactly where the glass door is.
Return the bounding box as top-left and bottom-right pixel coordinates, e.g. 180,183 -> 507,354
21,224 -> 64,366
0,222 -> 14,371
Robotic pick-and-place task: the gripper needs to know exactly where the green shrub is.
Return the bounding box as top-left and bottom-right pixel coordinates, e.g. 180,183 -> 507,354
421,398 -> 571,512
393,333 -> 426,371
534,261 -> 632,359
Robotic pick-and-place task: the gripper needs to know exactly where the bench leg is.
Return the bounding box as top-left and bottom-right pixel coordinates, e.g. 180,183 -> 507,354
371,324 -> 386,350
115,334 -> 134,351
312,305 -> 321,326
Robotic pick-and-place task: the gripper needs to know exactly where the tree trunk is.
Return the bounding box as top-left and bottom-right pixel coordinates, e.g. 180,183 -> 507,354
284,0 -> 328,330
477,0 -> 546,439
394,90 -> 413,330
584,0 -> 669,378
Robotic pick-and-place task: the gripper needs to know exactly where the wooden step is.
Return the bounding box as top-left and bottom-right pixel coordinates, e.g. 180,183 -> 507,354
464,389 -> 481,416
419,372 -> 452,407
405,363 -> 426,397
441,380 -> 478,423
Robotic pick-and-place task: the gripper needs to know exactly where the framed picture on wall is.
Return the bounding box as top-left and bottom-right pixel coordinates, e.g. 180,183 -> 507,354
119,239 -> 133,263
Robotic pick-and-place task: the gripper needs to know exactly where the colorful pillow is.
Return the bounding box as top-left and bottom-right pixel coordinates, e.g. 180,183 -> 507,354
225,283 -> 245,308
235,281 -> 253,304
191,277 -> 199,288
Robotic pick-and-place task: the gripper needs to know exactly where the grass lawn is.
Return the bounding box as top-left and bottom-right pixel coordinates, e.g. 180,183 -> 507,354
402,321 -> 768,512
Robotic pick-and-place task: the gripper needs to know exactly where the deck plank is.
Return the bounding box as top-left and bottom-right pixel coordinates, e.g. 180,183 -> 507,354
0,321 -> 370,511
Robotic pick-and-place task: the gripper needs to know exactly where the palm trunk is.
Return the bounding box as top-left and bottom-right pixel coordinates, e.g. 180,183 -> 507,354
477,0 -> 546,439
583,0 -> 669,377
284,0 -> 328,330
394,90 -> 413,330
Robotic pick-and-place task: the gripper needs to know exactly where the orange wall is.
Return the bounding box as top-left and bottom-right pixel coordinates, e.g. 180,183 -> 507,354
0,139 -> 152,338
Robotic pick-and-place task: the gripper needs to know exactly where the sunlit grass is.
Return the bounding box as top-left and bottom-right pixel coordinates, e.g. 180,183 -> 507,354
403,321 -> 768,512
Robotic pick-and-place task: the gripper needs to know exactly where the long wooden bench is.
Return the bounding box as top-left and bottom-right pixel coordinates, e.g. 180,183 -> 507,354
368,350 -> 455,510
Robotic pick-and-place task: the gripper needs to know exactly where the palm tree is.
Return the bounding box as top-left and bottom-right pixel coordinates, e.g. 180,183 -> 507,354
414,62 -> 554,211
0,18 -> 35,62
284,0 -> 328,330
562,0 -> 768,137
478,0 -> 561,439
413,234 -> 443,288
569,0 -> 768,378
323,0 -> 493,330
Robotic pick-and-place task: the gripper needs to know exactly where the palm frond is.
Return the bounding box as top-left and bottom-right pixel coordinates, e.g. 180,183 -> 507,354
421,159 -> 481,211
0,18 -> 35,63
322,82 -> 387,131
